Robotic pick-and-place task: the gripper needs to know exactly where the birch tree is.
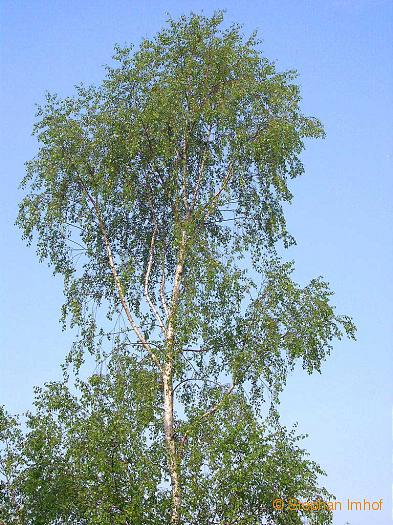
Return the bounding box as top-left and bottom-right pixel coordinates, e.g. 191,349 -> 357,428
14,12 -> 355,525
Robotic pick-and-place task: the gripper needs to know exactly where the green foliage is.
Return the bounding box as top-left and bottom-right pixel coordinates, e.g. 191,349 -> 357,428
6,10 -> 356,525
16,359 -> 164,525
0,407 -> 24,524
1,361 -> 333,525
182,401 -> 333,525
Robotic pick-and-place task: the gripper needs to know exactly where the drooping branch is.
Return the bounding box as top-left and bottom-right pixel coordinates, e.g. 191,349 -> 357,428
76,174 -> 162,371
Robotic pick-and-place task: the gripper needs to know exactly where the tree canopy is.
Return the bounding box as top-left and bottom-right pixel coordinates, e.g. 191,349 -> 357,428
2,11 -> 355,525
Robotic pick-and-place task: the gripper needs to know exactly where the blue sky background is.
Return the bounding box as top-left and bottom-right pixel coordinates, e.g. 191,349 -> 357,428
0,1 -> 392,523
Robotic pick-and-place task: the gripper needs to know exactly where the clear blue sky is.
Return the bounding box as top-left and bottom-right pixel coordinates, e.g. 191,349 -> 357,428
0,1 -> 392,524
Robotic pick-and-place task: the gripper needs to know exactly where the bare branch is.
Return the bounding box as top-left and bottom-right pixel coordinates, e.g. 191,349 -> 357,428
65,238 -> 88,251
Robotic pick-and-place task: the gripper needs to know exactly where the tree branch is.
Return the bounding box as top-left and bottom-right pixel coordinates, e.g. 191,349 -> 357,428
167,229 -> 187,344
160,255 -> 170,319
144,223 -> 166,335
191,125 -> 213,211
76,175 -> 162,371
203,164 -> 234,221
179,383 -> 236,453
